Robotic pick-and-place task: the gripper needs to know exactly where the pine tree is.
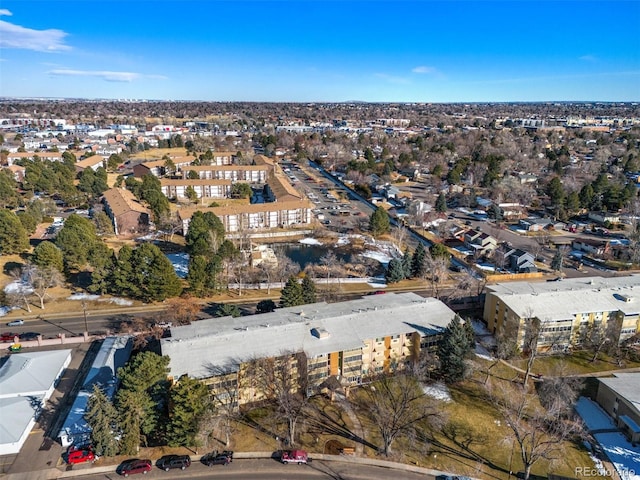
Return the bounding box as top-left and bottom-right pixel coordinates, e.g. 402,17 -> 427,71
551,250 -> 564,272
439,315 -> 473,383
31,241 -> 64,272
186,255 -> 208,296
257,299 -> 277,313
301,275 -> 317,304
385,258 -> 406,283
369,207 -> 390,237
463,318 -> 476,352
411,243 -> 427,278
166,376 -> 210,447
435,192 -> 447,213
0,210 -> 29,255
85,384 -> 120,456
401,248 -> 412,279
280,276 -> 304,307
130,243 -> 183,302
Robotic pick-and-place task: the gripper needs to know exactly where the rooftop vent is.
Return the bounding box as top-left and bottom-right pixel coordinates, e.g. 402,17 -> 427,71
311,327 -> 330,339
620,294 -> 633,303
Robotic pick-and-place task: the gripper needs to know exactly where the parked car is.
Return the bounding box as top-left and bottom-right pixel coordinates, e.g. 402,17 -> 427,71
280,449 -> 309,464
156,455 -> 191,471
1,332 -> 17,342
19,332 -> 41,341
6,319 -> 24,327
66,445 -> 97,464
201,450 -> 233,466
118,459 -> 152,477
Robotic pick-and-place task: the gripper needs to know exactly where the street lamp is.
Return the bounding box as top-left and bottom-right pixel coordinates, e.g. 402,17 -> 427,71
81,299 -> 89,334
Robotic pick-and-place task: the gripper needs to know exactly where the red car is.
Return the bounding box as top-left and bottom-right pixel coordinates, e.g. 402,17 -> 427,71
118,459 -> 152,476
66,445 -> 97,465
1,332 -> 17,342
280,449 -> 309,464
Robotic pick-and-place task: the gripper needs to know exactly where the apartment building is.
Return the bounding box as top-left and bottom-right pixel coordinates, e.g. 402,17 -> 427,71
160,293 -> 455,407
177,200 -> 313,233
4,151 -> 63,166
595,373 -> 640,443
102,188 -> 151,236
160,178 -> 232,200
181,164 -> 269,183
483,275 -> 640,352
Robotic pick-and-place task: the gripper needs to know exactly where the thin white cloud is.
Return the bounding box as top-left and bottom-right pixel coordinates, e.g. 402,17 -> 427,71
375,73 -> 410,85
412,65 -> 437,74
0,10 -> 70,52
48,69 -> 168,82
579,55 -> 598,62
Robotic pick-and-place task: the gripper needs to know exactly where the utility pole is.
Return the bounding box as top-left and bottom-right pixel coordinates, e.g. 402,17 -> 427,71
81,299 -> 89,334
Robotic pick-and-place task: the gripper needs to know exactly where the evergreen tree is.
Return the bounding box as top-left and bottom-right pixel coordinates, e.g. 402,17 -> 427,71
85,384 -> 120,456
439,315 -> 473,383
430,242 -> 451,260
55,214 -> 99,271
213,303 -> 241,317
369,207 -> 390,237
186,255 -> 208,296
401,248 -> 412,278
256,299 -> 277,313
0,210 -> 29,254
435,192 -> 447,213
280,276 -> 304,307
385,258 -> 406,284
301,275 -> 317,304
411,243 -> 427,278
110,245 -> 138,298
463,318 -> 476,352
130,243 -> 183,301
551,249 -> 564,272
31,241 -> 64,272
166,376 -> 211,447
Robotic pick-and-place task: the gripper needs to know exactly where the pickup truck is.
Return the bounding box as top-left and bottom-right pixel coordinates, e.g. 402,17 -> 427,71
280,449 -> 309,464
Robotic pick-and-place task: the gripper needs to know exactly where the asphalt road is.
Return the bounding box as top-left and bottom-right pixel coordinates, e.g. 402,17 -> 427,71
66,458 -> 437,480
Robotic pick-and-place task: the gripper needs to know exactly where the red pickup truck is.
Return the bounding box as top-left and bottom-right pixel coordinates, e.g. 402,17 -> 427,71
280,450 -> 309,464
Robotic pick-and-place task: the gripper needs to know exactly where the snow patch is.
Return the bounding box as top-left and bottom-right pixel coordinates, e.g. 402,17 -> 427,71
422,382 -> 452,402
299,237 -> 323,246
67,293 -> 100,301
4,280 -> 34,295
361,250 -> 392,265
98,297 -> 134,306
475,343 -> 495,361
166,252 -> 189,278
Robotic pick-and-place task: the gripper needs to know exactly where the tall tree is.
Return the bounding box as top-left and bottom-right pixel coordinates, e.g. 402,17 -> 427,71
439,315 -> 473,383
31,241 -> 64,273
0,210 -> 29,254
280,276 -> 304,307
301,275 -> 317,304
129,243 -> 183,302
385,258 -> 406,284
166,376 -> 211,447
85,384 -> 120,456
55,214 -> 100,272
369,207 -> 390,237
435,192 -> 447,213
411,243 -> 427,278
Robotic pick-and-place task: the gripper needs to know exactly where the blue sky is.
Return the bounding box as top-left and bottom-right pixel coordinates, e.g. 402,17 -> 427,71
1,0 -> 639,102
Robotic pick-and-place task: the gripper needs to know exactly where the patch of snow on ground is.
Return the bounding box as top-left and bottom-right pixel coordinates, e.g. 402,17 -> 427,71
335,236 -> 351,247
299,237 -> 323,246
475,343 -> 494,361
361,250 -> 392,266
367,281 -> 387,289
471,319 -> 491,336
166,252 -> 189,278
593,432 -> 640,480
4,280 -> 33,295
476,263 -> 496,272
422,382 -> 452,402
98,297 -> 134,306
68,293 -> 100,301
0,306 -> 13,317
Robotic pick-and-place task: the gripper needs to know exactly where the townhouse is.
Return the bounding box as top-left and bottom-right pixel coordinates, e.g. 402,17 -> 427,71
160,293 -> 455,406
4,151 -> 63,166
483,275 -> 640,353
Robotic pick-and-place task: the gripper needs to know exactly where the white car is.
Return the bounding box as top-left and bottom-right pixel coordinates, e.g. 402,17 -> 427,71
7,319 -> 24,327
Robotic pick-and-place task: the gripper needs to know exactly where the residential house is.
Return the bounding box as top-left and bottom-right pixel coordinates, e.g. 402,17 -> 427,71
595,373 -> 640,444
74,154 -> 105,173
463,229 -> 498,256
102,188 -> 151,236
483,275 -> 640,353
495,245 -> 537,273
588,211 -> 621,226
572,238 -> 611,258
519,217 -> 553,232
160,293 -> 455,406
4,151 -> 63,166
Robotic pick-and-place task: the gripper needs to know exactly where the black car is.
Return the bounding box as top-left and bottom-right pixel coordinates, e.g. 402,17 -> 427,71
202,450 -> 233,466
156,455 -> 191,471
19,332 -> 41,341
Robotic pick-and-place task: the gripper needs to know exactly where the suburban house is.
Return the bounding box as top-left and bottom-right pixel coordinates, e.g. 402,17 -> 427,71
589,211 -> 622,225
595,373 -> 640,444
518,217 -> 554,232
463,229 -> 498,256
483,275 -> 640,352
74,154 -> 105,173
572,238 -> 611,258
494,246 -> 537,273
160,178 -> 232,200
102,188 -> 151,236
160,293 -> 456,407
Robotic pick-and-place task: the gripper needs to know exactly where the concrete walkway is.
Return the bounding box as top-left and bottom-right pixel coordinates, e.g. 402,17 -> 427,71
333,393 -> 366,456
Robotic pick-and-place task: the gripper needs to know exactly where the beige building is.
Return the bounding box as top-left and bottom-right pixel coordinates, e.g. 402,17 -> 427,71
160,178 -> 232,200
161,293 -> 455,407
483,275 -> 640,352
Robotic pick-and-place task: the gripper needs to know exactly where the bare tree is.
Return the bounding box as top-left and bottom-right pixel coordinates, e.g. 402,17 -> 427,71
8,267 -> 32,313
257,261 -> 277,294
424,254 -> 449,299
25,264 -> 63,310
319,251 -> 339,285
163,296 -> 201,325
522,309 -> 541,387
488,379 -> 583,480
355,374 -> 444,456
390,225 -> 408,250
582,314 -> 623,363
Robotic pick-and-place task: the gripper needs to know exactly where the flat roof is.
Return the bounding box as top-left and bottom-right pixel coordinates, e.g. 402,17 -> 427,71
486,275 -> 640,321
0,349 -> 72,398
161,292 -> 455,379
599,373 -> 640,414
